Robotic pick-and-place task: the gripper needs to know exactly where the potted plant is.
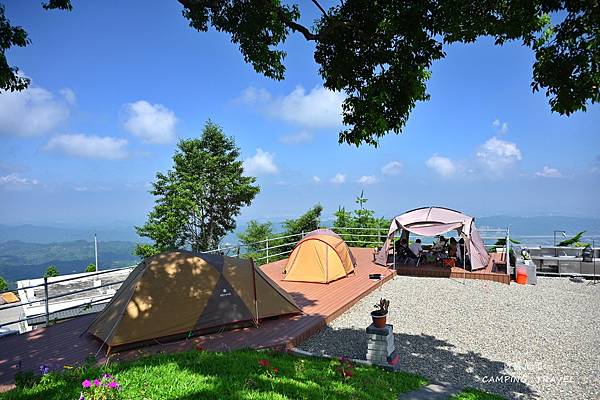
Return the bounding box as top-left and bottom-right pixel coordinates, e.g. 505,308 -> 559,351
371,298 -> 389,328
521,249 -> 532,265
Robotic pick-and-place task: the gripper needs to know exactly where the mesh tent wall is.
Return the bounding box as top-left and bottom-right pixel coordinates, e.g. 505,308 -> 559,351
85,251 -> 301,349
374,207 -> 490,270
284,229 -> 356,283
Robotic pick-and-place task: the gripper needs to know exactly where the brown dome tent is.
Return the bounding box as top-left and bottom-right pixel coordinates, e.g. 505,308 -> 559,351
85,251 -> 301,350
284,229 -> 356,283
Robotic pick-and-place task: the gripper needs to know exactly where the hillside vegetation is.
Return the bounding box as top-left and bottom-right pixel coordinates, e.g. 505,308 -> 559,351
0,240 -> 138,285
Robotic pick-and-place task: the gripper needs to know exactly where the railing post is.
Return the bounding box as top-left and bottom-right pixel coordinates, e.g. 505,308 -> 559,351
43,277 -> 50,326
266,237 -> 270,264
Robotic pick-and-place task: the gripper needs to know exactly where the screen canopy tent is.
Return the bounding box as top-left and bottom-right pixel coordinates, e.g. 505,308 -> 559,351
284,229 -> 356,283
85,251 -> 301,350
375,207 -> 490,270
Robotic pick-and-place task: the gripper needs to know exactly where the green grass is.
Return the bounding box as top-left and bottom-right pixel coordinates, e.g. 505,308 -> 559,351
0,350 -> 427,400
451,388 -> 506,400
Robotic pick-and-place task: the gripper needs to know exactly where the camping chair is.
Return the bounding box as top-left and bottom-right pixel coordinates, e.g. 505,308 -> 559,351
397,246 -> 422,267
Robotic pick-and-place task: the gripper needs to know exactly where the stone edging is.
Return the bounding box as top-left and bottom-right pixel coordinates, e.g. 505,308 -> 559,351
288,347 -> 396,371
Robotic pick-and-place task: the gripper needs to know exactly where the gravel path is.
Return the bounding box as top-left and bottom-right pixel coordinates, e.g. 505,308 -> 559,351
298,276 -> 600,399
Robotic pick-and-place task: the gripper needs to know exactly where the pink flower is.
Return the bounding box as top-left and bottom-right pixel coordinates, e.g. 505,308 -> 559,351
272,367 -> 279,374
258,359 -> 269,367
108,381 -> 119,389
93,379 -> 101,387
81,380 -> 91,388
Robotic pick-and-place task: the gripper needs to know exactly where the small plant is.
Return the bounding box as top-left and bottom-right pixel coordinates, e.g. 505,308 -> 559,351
373,298 -> 389,316
80,374 -> 121,400
558,231 -> 590,247
14,370 -> 38,389
39,364 -> 50,375
257,358 -> 280,390
335,356 -> 354,380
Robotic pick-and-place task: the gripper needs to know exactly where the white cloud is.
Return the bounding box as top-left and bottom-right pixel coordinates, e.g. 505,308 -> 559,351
357,175 -> 378,184
243,148 -> 279,176
535,166 -> 562,178
381,161 -> 403,176
312,176 -> 321,183
0,85 -> 71,136
73,185 -> 111,192
426,154 -> 457,177
59,88 -> 77,105
330,173 -> 346,184
492,118 -> 508,135
476,136 -> 522,172
240,85 -> 345,129
279,130 -> 314,145
122,100 -> 177,144
239,87 -> 272,104
0,173 -> 39,189
45,134 -> 129,160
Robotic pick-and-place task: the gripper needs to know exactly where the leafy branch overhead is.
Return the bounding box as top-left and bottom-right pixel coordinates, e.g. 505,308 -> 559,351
1,1 -> 598,146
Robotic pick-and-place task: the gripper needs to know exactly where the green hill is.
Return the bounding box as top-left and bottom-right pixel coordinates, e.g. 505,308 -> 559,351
0,240 -> 139,285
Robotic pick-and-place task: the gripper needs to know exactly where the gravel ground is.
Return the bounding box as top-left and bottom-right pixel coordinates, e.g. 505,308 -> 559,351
298,276 -> 600,399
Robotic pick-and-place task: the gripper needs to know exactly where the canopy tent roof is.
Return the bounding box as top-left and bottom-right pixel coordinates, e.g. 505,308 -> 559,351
376,207 -> 490,270
388,207 -> 474,237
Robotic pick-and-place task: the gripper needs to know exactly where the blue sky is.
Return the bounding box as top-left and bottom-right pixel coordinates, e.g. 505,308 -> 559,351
0,0 -> 599,227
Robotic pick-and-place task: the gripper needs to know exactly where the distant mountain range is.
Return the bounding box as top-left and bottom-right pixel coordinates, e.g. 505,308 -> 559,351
1,215 -> 598,285
0,224 -> 141,243
0,240 -> 139,285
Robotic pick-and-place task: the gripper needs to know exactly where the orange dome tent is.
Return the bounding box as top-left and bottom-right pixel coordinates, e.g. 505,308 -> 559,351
284,229 -> 356,283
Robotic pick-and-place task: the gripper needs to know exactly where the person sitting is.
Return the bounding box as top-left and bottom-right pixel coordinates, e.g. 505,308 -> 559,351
410,238 -> 423,256
457,238 -> 465,261
396,238 -> 418,264
448,237 -> 458,258
432,236 -> 447,252
457,238 -> 470,267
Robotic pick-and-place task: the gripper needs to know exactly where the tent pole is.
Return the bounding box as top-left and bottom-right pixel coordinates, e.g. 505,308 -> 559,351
250,259 -> 259,326
392,233 -> 396,271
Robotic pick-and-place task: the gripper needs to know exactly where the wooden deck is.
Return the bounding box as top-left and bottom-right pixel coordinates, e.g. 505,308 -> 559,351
0,247 -> 394,391
394,252 -> 511,284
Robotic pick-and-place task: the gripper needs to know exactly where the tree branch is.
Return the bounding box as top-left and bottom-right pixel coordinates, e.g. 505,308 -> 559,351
177,0 -> 319,41
311,0 -> 328,17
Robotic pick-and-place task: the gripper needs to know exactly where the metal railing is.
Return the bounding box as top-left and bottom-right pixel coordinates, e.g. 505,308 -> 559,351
0,267 -> 131,329
0,225 -> 512,330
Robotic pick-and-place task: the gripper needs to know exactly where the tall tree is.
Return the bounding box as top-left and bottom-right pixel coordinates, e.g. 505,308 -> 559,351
238,220 -> 273,264
1,1 -> 598,146
136,121 -> 260,257
282,204 -> 323,238
0,276 -> 8,292
44,265 -> 59,278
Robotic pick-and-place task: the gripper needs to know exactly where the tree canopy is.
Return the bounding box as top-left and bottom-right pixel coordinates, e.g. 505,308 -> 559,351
135,121 -> 260,258
44,265 -> 59,278
1,1 -> 598,146
0,275 -> 8,292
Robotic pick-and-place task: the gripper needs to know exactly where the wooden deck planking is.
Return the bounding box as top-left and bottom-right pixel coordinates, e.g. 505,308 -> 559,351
394,252 -> 511,284
0,247 -> 394,390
